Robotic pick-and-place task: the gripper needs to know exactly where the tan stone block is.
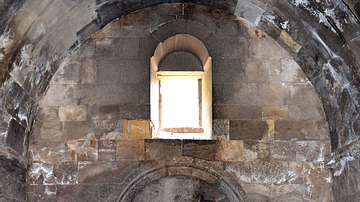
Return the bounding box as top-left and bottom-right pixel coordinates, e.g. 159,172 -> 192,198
262,106 -> 289,120
123,120 -> 152,139
267,120 -> 275,140
77,140 -> 98,162
40,84 -> 68,107
82,59 -> 97,84
259,84 -> 286,106
304,184 -> 332,202
59,106 -> 87,121
242,183 -> 271,198
116,139 -> 145,161
65,140 -> 77,162
215,140 -> 244,162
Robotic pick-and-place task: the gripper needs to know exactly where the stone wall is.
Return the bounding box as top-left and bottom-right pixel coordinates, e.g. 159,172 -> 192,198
0,157 -> 26,201
27,5 -> 332,201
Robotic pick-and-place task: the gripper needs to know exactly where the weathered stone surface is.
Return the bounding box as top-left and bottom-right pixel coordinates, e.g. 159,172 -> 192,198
215,140 -> 244,162
54,162 -> 78,185
212,119 -> 230,140
98,140 -> 116,161
32,121 -> 62,141
30,141 -> 65,162
213,105 -> 262,120
63,121 -> 92,141
77,140 -> 98,161
123,120 -> 152,139
259,84 -> 285,106
82,59 -> 97,84
59,106 -> 87,121
183,140 -> 216,161
275,120 -> 329,141
270,141 -> 296,161
230,120 -> 269,140
262,106 -> 289,120
296,141 -> 331,162
116,139 -> 145,161
145,139 -> 181,161
6,119 -> 26,154
243,140 -> 270,162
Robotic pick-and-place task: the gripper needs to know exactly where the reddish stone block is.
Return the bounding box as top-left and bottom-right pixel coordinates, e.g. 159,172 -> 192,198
215,140 -> 244,161
116,139 -> 145,161
183,140 -> 216,161
77,140 -> 98,161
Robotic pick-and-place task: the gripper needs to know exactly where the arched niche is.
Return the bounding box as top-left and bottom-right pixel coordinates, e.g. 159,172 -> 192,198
150,34 -> 212,139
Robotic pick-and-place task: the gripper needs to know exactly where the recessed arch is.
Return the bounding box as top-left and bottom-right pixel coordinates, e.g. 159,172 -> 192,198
150,34 -> 212,139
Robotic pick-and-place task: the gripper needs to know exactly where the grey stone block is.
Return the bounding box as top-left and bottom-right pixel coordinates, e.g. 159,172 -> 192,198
230,120 -> 268,140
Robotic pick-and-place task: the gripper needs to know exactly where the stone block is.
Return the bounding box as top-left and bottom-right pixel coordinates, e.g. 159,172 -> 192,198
59,106 -> 87,121
213,83 -> 260,105
303,162 -> 331,185
212,119 -> 230,140
287,162 -> 304,184
98,140 -> 116,161
123,120 -> 152,139
262,106 -> 289,120
93,119 -> 123,140
54,162 -> 78,185
65,84 -> 97,106
215,140 -> 244,161
6,119 -> 26,155
36,107 -> 59,122
286,84 -> 321,106
28,162 -> 56,185
243,140 -> 270,162
235,0 -> 264,25
51,61 -> 82,84
245,59 -> 269,83
223,37 -> 250,59
96,84 -> 138,106
31,141 -> 65,162
230,120 -> 269,140
82,59 -> 97,84
259,84 -> 285,106
289,105 -> 325,121
212,58 -> 246,84
95,38 -> 115,59
250,161 -> 287,185
63,121 -> 92,141
213,105 -> 262,120
183,140 -> 216,161
37,0 -> 66,33
32,121 -> 63,141
122,59 -> 149,84
145,139 -> 181,161
40,84 -> 69,107
96,59 -> 123,84
116,139 -> 145,161
89,105 -> 120,120
77,140 -> 98,162
114,37 -> 140,59
281,58 -> 307,83
65,140 -> 77,162
296,141 -> 331,162
275,120 -> 329,141
270,141 -> 296,161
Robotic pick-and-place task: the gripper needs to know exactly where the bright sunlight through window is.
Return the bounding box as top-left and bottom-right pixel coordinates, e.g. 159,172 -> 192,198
160,78 -> 199,128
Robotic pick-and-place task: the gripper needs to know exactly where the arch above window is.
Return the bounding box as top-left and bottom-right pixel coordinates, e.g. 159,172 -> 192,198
150,34 -> 212,139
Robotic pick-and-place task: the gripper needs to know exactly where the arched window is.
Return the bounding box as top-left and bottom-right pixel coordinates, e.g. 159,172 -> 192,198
150,34 -> 212,139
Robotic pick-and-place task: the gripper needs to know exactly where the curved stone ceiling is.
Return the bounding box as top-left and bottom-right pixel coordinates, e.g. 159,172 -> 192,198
0,0 -> 359,161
